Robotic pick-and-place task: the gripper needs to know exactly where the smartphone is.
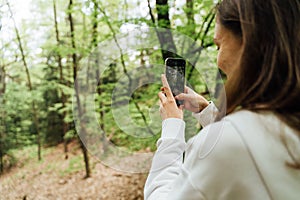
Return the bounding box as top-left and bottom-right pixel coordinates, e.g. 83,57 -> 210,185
165,58 -> 186,106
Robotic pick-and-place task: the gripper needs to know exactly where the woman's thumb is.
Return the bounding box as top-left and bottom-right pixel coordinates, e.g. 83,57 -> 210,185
175,93 -> 192,100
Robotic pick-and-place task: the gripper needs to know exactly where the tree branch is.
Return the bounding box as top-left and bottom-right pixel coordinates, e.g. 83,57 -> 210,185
7,0 -> 42,161
98,3 -> 155,136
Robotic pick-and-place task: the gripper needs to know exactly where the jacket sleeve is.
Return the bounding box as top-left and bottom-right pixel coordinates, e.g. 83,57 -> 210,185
144,118 -> 206,200
144,118 -> 186,200
144,117 -> 261,200
192,101 -> 219,127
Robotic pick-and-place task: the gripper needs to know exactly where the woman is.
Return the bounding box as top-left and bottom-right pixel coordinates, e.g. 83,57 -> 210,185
144,0 -> 300,199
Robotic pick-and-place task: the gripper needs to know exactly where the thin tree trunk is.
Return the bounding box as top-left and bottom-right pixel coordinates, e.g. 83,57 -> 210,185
52,0 -> 69,158
185,0 -> 196,36
95,69 -> 108,152
0,151 -> 3,174
156,0 -> 177,60
90,0 -> 98,49
68,0 -> 90,178
7,1 -> 42,161
0,66 -> 6,174
187,8 -> 215,81
98,4 -> 155,136
147,0 -> 177,60
91,0 -> 108,152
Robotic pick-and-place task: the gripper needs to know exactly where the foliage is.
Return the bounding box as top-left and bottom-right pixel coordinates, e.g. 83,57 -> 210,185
0,0 -> 219,175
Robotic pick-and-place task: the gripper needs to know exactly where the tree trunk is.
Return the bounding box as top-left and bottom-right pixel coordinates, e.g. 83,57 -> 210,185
7,1 -> 42,161
185,0 -> 196,36
0,66 -> 5,174
0,151 -> 3,174
147,0 -> 177,60
90,0 -> 108,153
186,7 -> 215,81
52,0 -> 69,158
156,0 -> 177,60
91,0 -> 99,49
68,0 -> 90,178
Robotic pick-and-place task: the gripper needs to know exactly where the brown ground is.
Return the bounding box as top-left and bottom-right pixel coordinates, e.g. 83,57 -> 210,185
0,141 -> 148,200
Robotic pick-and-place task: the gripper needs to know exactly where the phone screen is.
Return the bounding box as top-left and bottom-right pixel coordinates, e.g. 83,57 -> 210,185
165,58 -> 186,106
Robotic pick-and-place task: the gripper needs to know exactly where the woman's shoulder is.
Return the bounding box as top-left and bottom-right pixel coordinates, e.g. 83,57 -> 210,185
186,110 -> 300,199
189,109 -> 284,160
219,110 -> 300,199
221,109 -> 294,141
184,111 -> 273,199
186,110 -> 255,160
223,109 -> 276,126
222,109 -> 285,137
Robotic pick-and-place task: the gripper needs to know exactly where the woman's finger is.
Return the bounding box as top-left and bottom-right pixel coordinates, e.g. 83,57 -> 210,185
158,91 -> 167,102
184,86 -> 189,93
159,101 -> 163,112
161,74 -> 174,99
178,104 -> 184,110
185,86 -> 196,95
176,93 -> 193,101
161,74 -> 171,88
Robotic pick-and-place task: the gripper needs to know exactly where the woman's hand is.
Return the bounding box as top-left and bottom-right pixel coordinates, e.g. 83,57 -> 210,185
175,86 -> 209,113
158,74 -> 183,120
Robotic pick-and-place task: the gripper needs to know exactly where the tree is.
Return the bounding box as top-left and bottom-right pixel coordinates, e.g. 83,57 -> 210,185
52,0 -> 69,156
0,63 -> 7,173
148,0 -> 177,61
185,0 -> 196,36
68,0 -> 90,178
0,0 -> 220,177
7,1 -> 42,161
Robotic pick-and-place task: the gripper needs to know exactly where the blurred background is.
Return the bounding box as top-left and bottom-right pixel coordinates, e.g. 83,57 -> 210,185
0,0 -> 220,199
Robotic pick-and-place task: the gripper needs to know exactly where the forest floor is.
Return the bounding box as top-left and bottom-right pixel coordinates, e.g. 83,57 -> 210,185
0,141 -> 148,200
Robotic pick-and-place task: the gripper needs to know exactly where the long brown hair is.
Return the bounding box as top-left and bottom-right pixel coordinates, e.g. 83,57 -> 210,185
216,0 -> 300,167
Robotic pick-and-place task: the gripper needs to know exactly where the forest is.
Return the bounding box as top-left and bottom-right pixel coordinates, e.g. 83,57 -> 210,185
0,0 -> 221,199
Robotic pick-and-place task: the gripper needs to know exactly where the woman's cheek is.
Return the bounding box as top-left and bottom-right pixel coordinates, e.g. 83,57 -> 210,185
217,49 -> 232,76
217,53 -> 226,74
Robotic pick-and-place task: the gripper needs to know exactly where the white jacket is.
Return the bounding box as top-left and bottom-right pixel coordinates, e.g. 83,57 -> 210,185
144,104 -> 300,200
